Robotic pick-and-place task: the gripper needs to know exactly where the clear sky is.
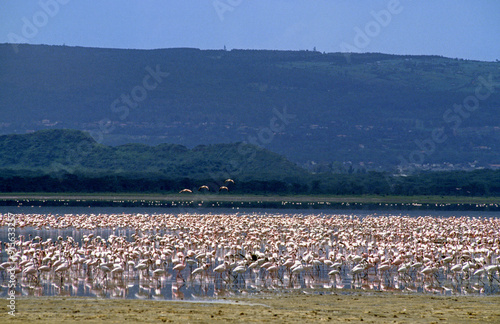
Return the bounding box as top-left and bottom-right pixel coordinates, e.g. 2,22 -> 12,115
1,0 -> 499,61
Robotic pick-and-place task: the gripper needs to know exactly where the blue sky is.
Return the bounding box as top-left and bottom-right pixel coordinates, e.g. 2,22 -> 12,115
1,0 -> 499,61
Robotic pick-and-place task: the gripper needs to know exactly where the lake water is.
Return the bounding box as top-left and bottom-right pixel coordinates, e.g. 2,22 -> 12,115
1,206 -> 499,300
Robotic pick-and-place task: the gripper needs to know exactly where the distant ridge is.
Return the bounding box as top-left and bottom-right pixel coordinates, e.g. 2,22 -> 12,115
1,44 -> 499,170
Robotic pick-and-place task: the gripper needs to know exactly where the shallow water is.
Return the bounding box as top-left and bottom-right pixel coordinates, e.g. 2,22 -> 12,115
2,205 -> 500,218
1,207 -> 499,300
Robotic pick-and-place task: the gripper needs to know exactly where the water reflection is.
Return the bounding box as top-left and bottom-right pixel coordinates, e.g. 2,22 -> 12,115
1,209 -> 499,300
5,258 -> 498,300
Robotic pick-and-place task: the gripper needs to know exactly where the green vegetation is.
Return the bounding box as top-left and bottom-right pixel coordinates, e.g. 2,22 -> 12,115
1,44 -> 499,169
0,130 -> 499,197
1,192 -> 499,210
0,129 -> 306,181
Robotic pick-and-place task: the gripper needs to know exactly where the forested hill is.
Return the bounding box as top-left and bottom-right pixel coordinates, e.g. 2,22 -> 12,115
0,129 -> 307,181
1,44 -> 499,170
1,130 -> 500,196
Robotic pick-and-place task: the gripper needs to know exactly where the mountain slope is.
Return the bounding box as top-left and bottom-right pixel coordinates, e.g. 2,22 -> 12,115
1,44 -> 499,170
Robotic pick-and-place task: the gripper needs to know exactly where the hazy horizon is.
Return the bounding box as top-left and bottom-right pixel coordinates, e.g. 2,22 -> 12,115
1,0 -> 499,62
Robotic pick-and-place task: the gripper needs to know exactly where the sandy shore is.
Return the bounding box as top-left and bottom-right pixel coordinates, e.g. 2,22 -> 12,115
2,293 -> 500,323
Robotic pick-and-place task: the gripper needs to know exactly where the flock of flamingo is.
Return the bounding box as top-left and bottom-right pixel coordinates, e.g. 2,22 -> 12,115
1,211 -> 499,299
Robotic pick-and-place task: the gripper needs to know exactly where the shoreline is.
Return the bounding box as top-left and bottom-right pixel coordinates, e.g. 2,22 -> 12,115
3,293 -> 500,323
2,192 -> 500,203
1,193 -> 499,211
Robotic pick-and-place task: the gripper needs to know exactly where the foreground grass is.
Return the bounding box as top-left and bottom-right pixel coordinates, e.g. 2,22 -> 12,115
2,293 -> 500,323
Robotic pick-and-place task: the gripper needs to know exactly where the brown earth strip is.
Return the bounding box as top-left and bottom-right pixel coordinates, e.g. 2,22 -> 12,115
2,293 -> 500,323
